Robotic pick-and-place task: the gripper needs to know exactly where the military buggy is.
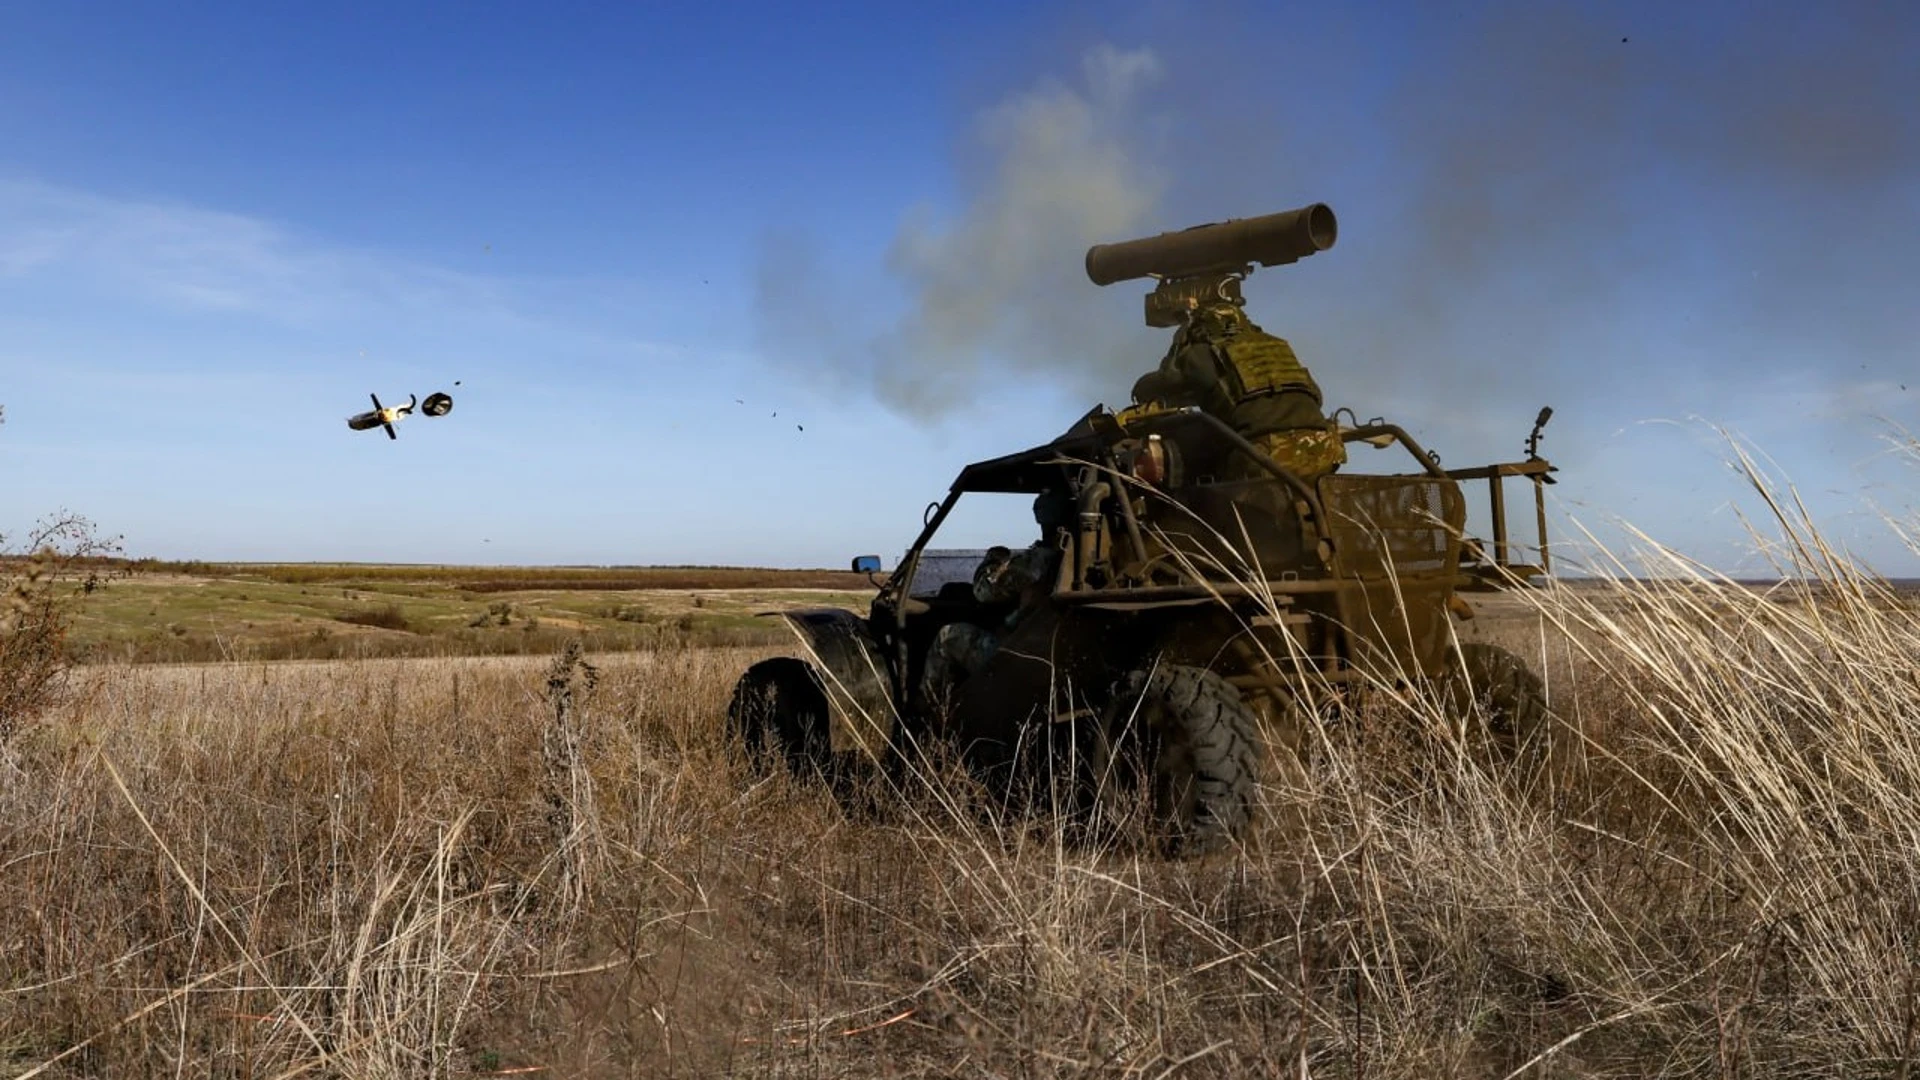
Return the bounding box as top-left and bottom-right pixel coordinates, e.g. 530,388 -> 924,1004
728,204 -> 1562,855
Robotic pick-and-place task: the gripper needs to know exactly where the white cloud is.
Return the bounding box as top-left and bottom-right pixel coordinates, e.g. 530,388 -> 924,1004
0,178 -> 539,329
0,175 -> 722,390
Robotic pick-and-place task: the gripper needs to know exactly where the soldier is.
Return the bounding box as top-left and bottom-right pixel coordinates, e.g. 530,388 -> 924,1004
1123,299 -> 1346,482
917,490 -> 1071,712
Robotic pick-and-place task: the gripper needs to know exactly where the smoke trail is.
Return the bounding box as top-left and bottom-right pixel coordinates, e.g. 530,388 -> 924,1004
752,44 -> 1174,419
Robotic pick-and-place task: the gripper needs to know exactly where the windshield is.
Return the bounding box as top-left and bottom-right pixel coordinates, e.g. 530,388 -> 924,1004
910,550 -> 991,597
902,492 -> 1046,599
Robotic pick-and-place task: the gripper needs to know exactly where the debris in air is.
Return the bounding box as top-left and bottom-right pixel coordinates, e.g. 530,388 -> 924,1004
346,389 -> 456,441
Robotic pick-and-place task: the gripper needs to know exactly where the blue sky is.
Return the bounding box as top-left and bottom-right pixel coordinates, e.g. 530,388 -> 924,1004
2,1 -> 1916,576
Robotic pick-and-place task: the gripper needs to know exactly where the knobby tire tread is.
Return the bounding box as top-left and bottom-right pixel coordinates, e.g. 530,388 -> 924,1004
1120,664 -> 1259,854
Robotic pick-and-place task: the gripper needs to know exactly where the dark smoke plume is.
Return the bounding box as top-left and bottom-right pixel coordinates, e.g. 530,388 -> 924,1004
755,2 -> 1919,452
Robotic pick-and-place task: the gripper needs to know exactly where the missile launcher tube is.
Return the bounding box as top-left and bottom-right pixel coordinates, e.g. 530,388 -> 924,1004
1085,203 -> 1337,286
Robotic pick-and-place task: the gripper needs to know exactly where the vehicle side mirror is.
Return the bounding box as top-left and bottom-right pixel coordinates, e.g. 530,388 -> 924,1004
850,555 -> 883,574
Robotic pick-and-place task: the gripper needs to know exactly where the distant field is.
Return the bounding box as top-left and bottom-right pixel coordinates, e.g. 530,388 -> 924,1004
64,561 -> 879,663
57,560 -> 1912,665
107,558 -> 880,591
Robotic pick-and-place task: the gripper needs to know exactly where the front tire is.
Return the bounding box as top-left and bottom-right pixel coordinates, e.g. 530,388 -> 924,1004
726,657 -> 833,781
1095,664 -> 1260,856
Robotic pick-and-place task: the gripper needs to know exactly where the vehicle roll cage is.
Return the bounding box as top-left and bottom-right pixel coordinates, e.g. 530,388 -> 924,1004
880,407 -> 1555,608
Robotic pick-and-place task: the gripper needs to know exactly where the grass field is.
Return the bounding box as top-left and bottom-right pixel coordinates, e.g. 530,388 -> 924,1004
57,562 -> 877,663
5,472 -> 1920,1076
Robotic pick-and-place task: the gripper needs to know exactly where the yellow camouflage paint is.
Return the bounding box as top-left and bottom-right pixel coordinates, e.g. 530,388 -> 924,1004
1118,406 -> 1344,478
1249,426 -> 1347,479
1115,401 -> 1180,428
1217,333 -> 1319,399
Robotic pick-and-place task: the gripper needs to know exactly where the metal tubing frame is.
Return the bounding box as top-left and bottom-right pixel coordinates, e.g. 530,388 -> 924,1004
1438,459 -> 1555,574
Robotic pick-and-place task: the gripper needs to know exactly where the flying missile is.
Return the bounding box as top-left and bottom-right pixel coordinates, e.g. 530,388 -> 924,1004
347,393 -> 414,439
346,388 -> 456,440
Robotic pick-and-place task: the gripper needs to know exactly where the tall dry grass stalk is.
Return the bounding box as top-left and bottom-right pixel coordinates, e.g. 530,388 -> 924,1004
1490,430 -> 1920,1076
0,514 -> 121,747
541,641 -> 604,916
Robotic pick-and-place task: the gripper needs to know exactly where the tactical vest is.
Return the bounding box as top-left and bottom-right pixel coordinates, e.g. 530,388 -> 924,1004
1213,332 -> 1322,406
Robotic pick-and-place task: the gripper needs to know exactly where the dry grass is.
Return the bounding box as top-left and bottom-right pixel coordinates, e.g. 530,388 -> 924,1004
2,436 -> 1917,1077
0,514 -> 121,742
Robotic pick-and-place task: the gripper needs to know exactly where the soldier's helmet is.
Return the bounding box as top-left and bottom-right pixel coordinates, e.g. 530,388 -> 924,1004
1033,486 -> 1077,539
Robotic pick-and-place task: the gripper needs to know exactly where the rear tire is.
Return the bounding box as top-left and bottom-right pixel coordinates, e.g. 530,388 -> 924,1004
1096,664 -> 1259,857
1445,642 -> 1555,785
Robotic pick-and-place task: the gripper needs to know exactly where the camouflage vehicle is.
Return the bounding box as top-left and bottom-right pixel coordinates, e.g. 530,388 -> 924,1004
728,204 -> 1560,855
